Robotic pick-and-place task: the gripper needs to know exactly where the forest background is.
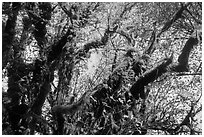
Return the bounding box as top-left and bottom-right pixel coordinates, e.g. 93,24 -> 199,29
1,2 -> 202,135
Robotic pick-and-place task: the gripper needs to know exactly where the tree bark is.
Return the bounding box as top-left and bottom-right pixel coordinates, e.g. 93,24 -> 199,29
2,2 -> 21,69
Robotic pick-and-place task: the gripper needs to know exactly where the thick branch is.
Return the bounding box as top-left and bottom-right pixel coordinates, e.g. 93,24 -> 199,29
2,2 -> 21,69
47,27 -> 75,64
31,78 -> 51,115
171,37 -> 198,72
29,77 -> 51,134
76,25 -> 117,60
130,57 -> 172,100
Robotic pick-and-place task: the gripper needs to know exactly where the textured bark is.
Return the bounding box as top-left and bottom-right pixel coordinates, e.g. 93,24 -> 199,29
27,3 -> 53,134
2,2 -> 21,69
31,79 -> 51,115
6,61 -> 31,134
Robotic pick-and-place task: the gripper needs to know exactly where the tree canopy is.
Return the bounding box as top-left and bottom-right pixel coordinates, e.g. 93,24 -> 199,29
2,2 -> 202,135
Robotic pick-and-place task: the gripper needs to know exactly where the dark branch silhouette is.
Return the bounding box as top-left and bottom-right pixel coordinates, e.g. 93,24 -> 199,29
172,37 -> 198,72
130,56 -> 173,100
157,3 -> 190,38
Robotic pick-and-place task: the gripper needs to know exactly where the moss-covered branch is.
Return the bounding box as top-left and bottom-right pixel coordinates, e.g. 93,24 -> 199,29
76,25 -> 118,60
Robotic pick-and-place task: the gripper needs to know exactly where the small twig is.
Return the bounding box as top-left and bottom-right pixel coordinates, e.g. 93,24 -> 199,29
187,62 -> 202,85
177,73 -> 202,76
185,7 -> 202,24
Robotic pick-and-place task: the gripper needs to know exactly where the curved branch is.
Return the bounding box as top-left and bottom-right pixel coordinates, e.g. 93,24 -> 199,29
130,56 -> 173,100
75,25 -> 117,61
171,37 -> 198,72
157,3 -> 190,38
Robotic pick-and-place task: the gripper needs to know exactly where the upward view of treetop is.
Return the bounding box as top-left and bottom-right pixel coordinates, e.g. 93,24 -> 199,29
2,2 -> 202,135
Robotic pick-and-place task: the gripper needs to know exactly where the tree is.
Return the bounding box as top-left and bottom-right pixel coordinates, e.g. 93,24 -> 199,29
2,2 -> 202,135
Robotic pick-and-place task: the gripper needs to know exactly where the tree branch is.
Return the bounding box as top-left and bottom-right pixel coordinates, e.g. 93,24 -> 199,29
144,28 -> 156,55
130,56 -> 173,100
176,73 -> 201,76
75,25 -> 117,61
157,3 -> 190,38
2,2 -> 21,69
171,37 -> 198,72
47,27 -> 75,64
